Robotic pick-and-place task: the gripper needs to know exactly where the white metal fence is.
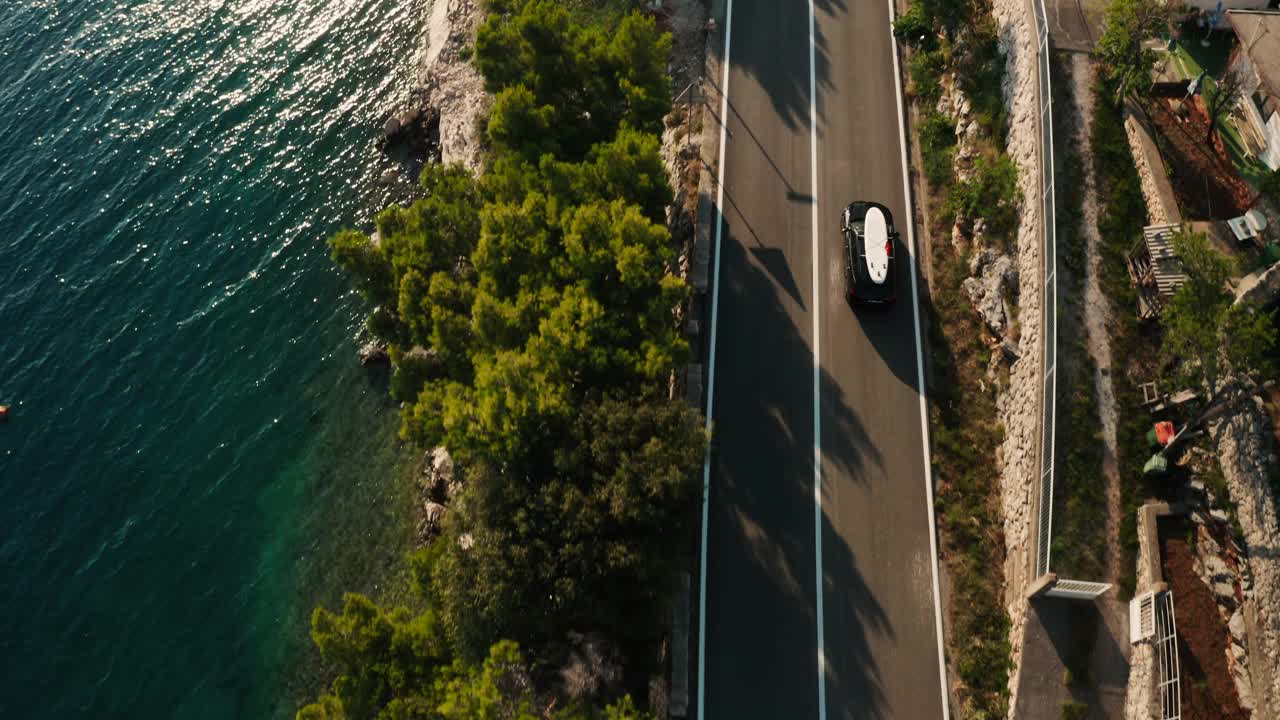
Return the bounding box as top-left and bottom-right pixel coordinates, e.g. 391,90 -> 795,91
1031,0 -> 1059,580
1154,591 -> 1182,720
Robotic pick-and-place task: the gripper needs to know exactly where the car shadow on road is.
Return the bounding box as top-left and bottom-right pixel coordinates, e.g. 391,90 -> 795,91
850,257 -> 927,394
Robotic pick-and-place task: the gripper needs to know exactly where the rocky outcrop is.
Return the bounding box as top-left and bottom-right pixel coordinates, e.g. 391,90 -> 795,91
963,249 -> 1019,336
381,105 -> 440,155
416,0 -> 488,172
416,446 -> 458,542
1211,397 -> 1280,714
422,445 -> 457,501
358,340 -> 390,366
660,0 -> 713,410
935,78 -> 984,184
923,1 -> 1041,712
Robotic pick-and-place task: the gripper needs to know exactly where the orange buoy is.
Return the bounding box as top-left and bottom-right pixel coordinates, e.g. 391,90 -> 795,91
0,405 -> 8,421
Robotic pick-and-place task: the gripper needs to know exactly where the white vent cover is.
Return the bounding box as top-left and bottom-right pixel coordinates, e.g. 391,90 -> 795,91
1131,591 -> 1157,644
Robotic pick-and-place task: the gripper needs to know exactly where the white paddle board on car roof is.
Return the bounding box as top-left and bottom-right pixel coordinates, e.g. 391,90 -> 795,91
864,206 -> 889,284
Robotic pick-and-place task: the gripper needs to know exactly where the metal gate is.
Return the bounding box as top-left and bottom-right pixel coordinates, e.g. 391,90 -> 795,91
1154,591 -> 1182,720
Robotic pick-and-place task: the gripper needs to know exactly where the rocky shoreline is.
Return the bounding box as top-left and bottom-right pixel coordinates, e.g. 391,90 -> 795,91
413,0 -> 487,172
390,0 -> 713,561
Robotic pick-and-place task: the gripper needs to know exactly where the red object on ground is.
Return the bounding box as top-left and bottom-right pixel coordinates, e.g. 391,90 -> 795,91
1155,420 -> 1175,446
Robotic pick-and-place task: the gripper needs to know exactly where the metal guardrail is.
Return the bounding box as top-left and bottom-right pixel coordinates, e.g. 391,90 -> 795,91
1031,0 -> 1059,580
1154,591 -> 1182,720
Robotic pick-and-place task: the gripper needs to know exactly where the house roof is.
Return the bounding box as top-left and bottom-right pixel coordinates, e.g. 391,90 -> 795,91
1228,10 -> 1280,99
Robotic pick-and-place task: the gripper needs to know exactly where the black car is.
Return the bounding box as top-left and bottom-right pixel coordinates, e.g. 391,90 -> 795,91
841,201 -> 898,305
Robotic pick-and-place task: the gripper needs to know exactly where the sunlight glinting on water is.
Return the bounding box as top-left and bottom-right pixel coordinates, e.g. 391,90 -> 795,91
0,0 -> 431,716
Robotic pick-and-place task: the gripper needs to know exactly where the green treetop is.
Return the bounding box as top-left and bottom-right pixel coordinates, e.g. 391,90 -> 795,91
1162,229 -> 1277,403
476,0 -> 671,162
1095,0 -> 1175,104
421,393 -> 706,662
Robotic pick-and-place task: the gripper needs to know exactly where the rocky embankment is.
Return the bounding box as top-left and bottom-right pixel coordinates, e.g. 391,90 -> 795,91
925,0 -> 1045,709
923,0 -> 1043,709
936,0 -> 1045,709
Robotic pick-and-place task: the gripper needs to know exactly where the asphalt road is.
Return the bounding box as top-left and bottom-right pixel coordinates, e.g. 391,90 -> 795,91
700,0 -> 946,717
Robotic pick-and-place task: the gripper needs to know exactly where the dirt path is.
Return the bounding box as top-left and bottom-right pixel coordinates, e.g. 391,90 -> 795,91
1067,53 -> 1124,584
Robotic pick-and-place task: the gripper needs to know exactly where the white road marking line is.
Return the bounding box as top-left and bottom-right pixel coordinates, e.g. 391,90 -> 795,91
885,0 -> 952,716
697,0 -> 732,717
808,1 -> 827,719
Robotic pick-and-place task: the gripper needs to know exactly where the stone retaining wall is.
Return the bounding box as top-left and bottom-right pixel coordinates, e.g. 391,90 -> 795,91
1212,398 -> 1280,717
988,0 -> 1048,711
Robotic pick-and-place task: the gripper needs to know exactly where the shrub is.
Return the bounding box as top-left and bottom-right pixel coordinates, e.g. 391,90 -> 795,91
954,17 -> 1007,138
893,3 -> 935,49
908,47 -> 948,106
949,154 -> 1020,240
919,110 -> 957,190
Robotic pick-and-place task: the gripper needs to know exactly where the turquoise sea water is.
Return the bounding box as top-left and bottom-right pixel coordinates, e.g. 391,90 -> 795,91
0,0 -> 431,716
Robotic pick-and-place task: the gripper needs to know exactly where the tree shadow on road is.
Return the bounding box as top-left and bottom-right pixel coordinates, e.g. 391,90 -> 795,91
701,212 -> 885,718
704,0 -> 845,135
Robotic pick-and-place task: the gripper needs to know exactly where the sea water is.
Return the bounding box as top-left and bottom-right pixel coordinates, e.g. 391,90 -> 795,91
0,0 -> 430,716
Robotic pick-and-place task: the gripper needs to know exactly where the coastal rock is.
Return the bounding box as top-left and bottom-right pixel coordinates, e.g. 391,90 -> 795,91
359,340 -> 390,366
422,445 -> 458,501
380,105 -> 440,156
416,0 -> 488,173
